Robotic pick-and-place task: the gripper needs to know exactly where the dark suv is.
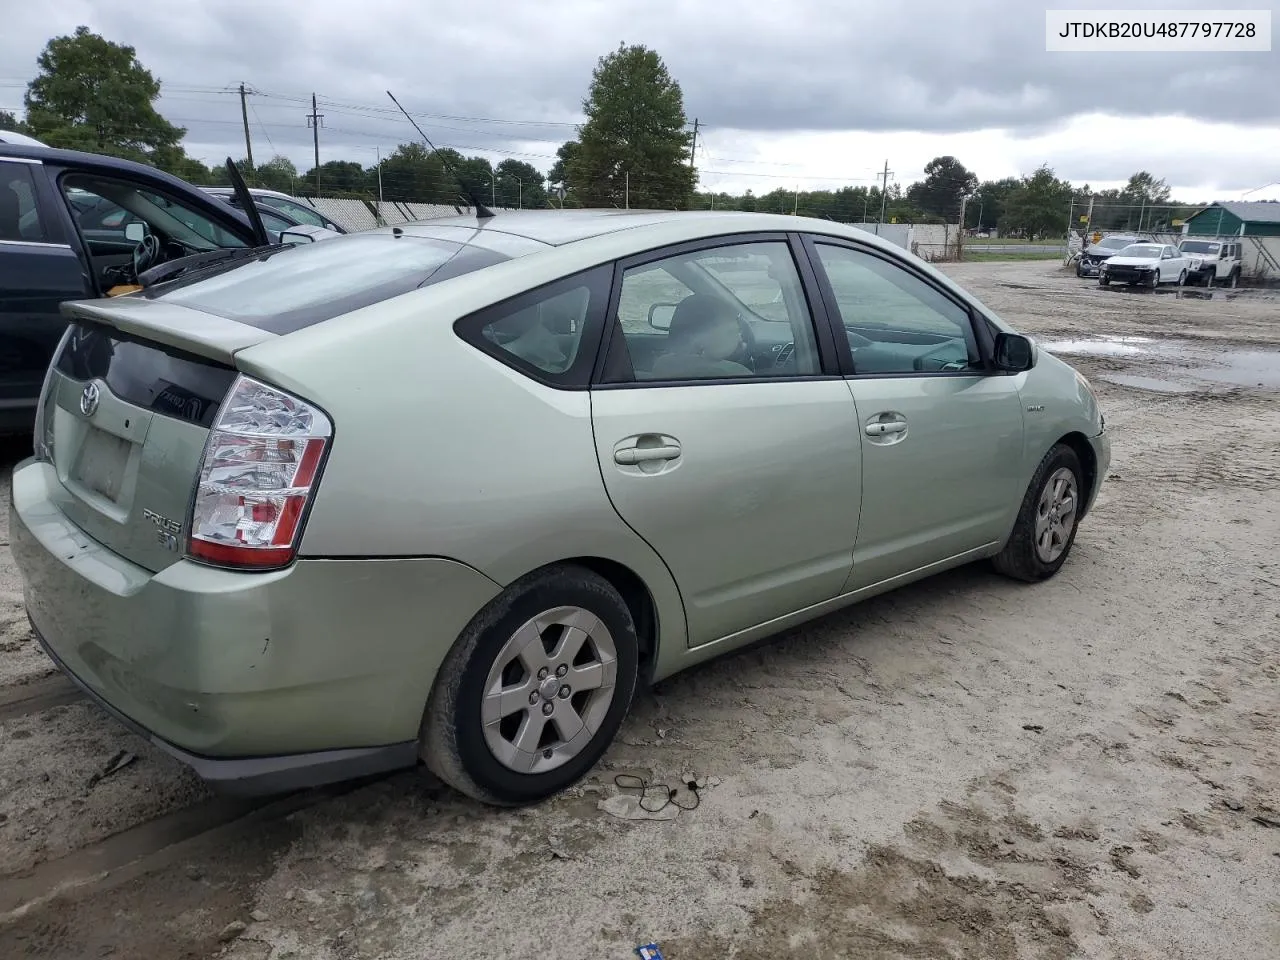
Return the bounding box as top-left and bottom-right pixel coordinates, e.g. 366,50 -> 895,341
0,145 -> 273,435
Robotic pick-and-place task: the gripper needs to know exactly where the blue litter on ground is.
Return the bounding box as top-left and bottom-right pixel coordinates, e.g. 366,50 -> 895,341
635,944 -> 665,960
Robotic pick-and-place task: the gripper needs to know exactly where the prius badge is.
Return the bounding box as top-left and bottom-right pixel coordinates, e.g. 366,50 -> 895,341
79,382 -> 100,417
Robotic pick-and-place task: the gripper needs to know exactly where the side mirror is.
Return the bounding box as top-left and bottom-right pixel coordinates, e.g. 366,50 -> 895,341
993,332 -> 1034,372
279,228 -> 315,245
124,222 -> 146,243
647,302 -> 679,330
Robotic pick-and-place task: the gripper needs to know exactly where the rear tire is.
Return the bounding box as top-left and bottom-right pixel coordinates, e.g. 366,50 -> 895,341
1178,269 -> 1187,286
1228,269 -> 1240,289
421,564 -> 639,806
992,444 -> 1084,583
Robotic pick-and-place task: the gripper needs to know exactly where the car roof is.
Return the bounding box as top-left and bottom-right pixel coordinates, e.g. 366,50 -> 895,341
0,130 -> 49,147
381,208 -> 879,248
202,185 -> 295,200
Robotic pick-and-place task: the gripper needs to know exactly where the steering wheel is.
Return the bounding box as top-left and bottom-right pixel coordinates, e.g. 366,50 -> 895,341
732,313 -> 758,372
132,233 -> 162,280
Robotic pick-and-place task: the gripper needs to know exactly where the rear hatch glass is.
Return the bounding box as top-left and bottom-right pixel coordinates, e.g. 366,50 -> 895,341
146,232 -> 510,334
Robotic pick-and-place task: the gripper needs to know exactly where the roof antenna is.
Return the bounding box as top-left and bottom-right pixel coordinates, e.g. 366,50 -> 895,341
387,90 -> 495,220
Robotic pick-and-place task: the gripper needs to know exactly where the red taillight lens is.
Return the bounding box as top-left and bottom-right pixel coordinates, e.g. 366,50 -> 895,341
188,376 -> 331,570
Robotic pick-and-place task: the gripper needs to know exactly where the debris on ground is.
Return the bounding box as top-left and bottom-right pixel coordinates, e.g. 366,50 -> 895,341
598,794 -> 679,822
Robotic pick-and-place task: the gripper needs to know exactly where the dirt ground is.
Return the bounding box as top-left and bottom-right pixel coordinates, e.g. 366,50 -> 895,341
1,260 -> 1278,959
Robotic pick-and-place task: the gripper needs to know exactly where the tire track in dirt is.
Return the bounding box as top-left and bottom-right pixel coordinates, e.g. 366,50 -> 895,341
0,675 -> 81,722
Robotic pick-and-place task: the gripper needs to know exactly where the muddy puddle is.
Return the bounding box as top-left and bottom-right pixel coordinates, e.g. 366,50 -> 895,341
1040,335 -> 1280,392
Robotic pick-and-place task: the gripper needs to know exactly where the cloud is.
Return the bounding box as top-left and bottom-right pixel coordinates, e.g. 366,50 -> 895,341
2,0 -> 1276,197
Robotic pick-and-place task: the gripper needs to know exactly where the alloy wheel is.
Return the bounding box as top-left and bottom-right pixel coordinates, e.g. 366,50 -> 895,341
480,605 -> 618,775
1034,467 -> 1078,564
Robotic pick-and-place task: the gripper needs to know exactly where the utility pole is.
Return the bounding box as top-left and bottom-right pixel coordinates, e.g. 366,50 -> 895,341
376,146 -> 383,206
689,118 -> 699,168
958,194 -> 969,260
625,171 -> 630,210
876,159 -> 892,235
306,94 -> 323,195
793,188 -> 800,216
238,83 -> 254,170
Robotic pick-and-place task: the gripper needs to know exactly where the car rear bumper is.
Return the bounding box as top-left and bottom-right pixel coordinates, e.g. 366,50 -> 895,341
9,457 -> 503,794
29,619 -> 419,795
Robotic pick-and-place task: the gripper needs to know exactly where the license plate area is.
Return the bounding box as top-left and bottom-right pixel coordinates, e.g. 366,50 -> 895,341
73,426 -> 133,503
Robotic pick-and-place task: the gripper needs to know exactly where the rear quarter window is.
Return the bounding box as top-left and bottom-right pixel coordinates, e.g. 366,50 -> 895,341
152,233 -> 510,333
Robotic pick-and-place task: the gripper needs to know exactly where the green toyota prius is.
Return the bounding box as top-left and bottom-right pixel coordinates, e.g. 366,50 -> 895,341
9,210 -> 1109,805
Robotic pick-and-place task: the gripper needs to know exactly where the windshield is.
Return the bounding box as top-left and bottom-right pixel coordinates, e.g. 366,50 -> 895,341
259,195 -> 331,229
1117,244 -> 1162,258
152,233 -> 510,333
1097,237 -> 1136,250
1179,241 -> 1220,254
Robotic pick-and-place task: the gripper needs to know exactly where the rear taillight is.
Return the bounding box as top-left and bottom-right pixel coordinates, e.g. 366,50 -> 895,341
188,375 -> 331,570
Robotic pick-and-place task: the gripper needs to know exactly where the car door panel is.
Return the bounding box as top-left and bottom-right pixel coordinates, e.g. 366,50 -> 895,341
590,235 -> 861,648
592,381 -> 861,645
801,236 -> 1027,589
1,159 -> 93,433
843,374 -> 1025,588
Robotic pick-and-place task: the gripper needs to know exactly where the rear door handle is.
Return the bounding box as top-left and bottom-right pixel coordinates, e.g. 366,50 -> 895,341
865,420 -> 907,436
614,444 -> 682,465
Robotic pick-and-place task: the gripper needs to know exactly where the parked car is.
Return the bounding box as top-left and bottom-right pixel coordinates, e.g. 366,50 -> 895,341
1178,238 -> 1243,287
237,198 -> 342,244
0,144 -> 287,436
10,210 -> 1109,805
1076,233 -> 1155,278
0,129 -> 49,147
1098,242 -> 1189,287
201,185 -> 347,234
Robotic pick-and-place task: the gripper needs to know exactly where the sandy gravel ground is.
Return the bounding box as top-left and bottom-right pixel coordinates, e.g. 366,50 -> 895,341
1,261 -> 1277,959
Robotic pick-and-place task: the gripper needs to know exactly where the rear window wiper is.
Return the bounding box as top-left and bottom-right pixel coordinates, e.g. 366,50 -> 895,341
138,244 -> 284,290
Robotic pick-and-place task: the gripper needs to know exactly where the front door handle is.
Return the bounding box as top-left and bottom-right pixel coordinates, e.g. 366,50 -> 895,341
865,420 -> 907,436
614,444 -> 682,465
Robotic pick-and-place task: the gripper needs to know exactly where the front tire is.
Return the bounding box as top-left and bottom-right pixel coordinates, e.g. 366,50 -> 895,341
421,565 -> 639,805
1178,269 -> 1187,286
993,444 -> 1084,582
1228,269 -> 1239,288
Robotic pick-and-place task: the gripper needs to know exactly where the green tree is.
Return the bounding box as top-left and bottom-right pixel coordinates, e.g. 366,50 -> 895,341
495,158 -> 547,209
299,160 -> 368,197
1000,166 -> 1074,239
569,43 -> 697,209
378,142 -> 458,205
446,151 -> 494,205
907,156 -> 978,222
1122,170 -> 1171,204
0,110 -> 32,134
255,156 -> 298,194
548,141 -> 580,205
23,26 -> 185,163
973,177 -> 1020,231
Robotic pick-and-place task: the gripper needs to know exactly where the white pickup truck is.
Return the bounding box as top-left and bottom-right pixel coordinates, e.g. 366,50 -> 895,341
1178,238 -> 1243,287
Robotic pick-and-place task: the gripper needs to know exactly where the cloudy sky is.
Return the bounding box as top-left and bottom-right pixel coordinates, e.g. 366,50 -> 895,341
2,0 -> 1277,201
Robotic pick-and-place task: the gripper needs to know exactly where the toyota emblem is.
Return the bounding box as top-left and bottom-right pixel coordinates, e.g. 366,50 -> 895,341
79,382 -> 100,417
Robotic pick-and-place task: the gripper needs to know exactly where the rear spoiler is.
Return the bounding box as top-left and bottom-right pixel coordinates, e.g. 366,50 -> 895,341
60,297 -> 275,365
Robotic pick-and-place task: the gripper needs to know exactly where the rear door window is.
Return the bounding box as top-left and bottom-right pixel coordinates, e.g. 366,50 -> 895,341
454,265 -> 614,388
0,162 -> 47,243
